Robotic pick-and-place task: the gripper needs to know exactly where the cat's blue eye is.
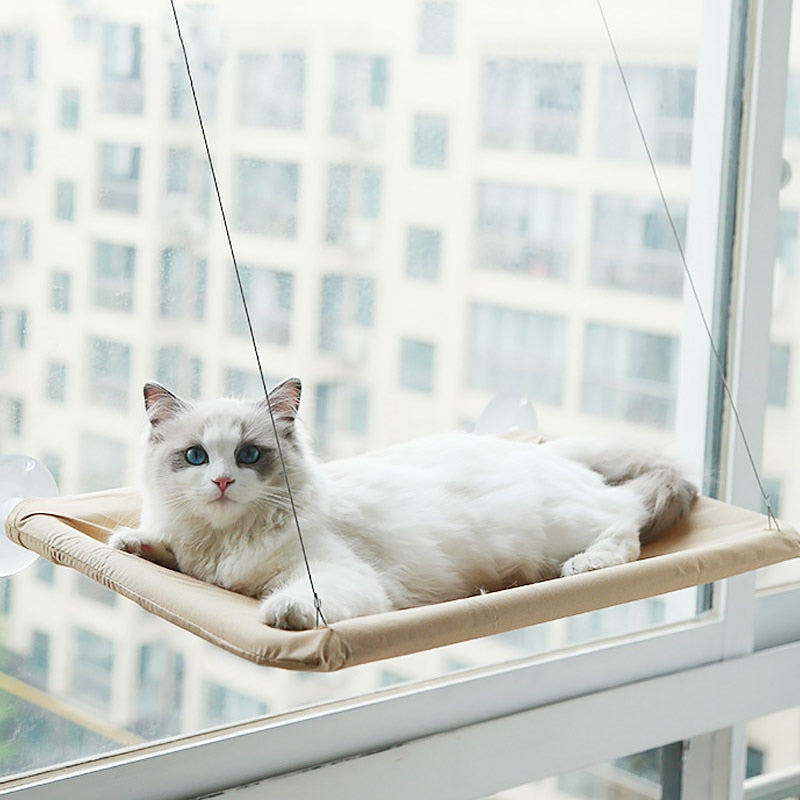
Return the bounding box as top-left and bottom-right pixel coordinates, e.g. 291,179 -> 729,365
185,446 -> 208,466
238,445 -> 261,465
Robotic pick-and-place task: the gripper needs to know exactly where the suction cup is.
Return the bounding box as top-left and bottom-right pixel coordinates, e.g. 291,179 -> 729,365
474,393 -> 539,436
0,454 -> 58,576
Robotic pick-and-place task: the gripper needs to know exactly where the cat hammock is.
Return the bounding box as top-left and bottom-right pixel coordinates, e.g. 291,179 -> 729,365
6,485 -> 799,671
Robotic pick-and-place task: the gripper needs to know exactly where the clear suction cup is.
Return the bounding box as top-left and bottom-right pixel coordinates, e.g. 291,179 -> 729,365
474,393 -> 539,435
0,454 -> 58,576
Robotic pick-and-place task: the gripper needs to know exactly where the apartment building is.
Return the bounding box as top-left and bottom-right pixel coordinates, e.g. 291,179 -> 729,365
0,1 -> 798,794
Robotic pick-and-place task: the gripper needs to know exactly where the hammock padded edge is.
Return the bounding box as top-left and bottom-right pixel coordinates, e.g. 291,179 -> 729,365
6,489 -> 800,671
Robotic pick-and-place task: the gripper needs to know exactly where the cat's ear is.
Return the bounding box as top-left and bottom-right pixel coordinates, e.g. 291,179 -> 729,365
143,383 -> 188,426
263,378 -> 302,423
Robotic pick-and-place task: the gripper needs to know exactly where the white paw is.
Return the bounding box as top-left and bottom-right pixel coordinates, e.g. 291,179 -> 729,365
561,551 -> 635,577
258,594 -> 318,630
107,529 -> 177,569
561,552 -> 612,577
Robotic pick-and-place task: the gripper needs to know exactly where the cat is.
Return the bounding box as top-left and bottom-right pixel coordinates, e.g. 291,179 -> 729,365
108,378 -> 698,630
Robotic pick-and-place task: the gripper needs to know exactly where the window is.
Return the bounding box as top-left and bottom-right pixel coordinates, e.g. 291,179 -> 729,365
98,142 -> 141,213
331,54 -> 389,137
224,368 -> 266,399
399,338 -> 435,392
50,271 -> 71,311
87,337 -> 130,409
70,627 -> 114,712
100,23 -> 143,114
29,631 -> 50,688
590,194 -> 687,296
46,361 -> 67,402
75,573 -> 116,606
319,274 -> 374,355
412,114 -> 448,167
229,266 -> 293,346
135,644 -> 184,738
35,559 -> 55,584
476,182 -> 575,278
236,158 -> 299,238
78,431 -> 126,492
582,323 -> 678,429
164,148 -> 210,219
238,52 -> 304,129
315,381 -> 370,454
94,241 -> 135,312
406,226 -> 442,280
325,164 -> 382,244
59,88 -> 79,129
156,346 -> 203,399
205,682 -> 267,728
54,180 -> 75,221
467,302 -> 567,405
768,343 -> 791,406
597,64 -> 695,164
482,60 -> 583,154
158,248 -> 206,320
418,1 -> 455,56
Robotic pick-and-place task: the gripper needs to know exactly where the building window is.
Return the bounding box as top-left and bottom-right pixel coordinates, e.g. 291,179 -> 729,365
4,397 -> 23,437
325,164 -> 382,245
406,226 -> 442,280
60,88 -> 80,129
777,209 -> 798,275
87,337 -> 130,409
98,142 -> 141,214
785,71 -> 800,139
331,54 -> 389,137
229,266 -> 293,346
159,248 -> 206,320
590,194 -> 687,296
23,131 -> 35,171
482,60 -> 583,154
75,573 -> 117,606
239,52 -> 305,129
224,368 -> 268,399
205,682 -> 267,728
319,275 -> 374,355
78,432 -> 126,492
315,382 -> 370,454
582,323 -> 679,429
418,1 -> 455,56
55,180 -> 76,221
767,343 -> 791,406
476,182 -> 575,279
35,559 -> 55,584
761,478 -> 782,518
46,361 -> 67,403
135,643 -> 184,738
156,346 -> 203,399
100,23 -> 143,114
467,303 -> 567,405
41,453 -> 62,489
70,627 -> 115,712
94,241 -> 135,312
597,64 -> 695,164
412,114 -> 448,168
50,271 -> 71,312
236,158 -> 299,238
29,631 -> 50,688
165,148 -> 210,220
399,338 -> 435,392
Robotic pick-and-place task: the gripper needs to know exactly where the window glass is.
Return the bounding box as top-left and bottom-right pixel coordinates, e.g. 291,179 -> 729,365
0,0 -> 707,783
759,8 -> 800,591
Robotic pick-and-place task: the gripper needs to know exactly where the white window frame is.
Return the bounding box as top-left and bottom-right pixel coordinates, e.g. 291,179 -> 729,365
3,2 -> 799,799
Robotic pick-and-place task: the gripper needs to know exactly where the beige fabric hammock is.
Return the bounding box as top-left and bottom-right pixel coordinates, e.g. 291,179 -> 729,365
6,487 -> 800,671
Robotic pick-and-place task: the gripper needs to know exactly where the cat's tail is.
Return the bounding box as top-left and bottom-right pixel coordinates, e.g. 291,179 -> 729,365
545,437 -> 699,543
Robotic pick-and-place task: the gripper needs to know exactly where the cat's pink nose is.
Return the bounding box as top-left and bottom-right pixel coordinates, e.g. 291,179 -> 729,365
213,477 -> 235,494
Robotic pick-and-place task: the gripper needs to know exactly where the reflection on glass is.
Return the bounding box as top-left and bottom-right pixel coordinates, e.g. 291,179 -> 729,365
0,0 -> 705,783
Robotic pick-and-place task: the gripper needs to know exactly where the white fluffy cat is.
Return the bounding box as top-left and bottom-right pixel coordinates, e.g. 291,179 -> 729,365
108,378 -> 698,630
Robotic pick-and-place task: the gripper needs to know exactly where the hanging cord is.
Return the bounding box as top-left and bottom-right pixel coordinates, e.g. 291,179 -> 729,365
594,0 -> 779,531
168,0 -> 327,625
